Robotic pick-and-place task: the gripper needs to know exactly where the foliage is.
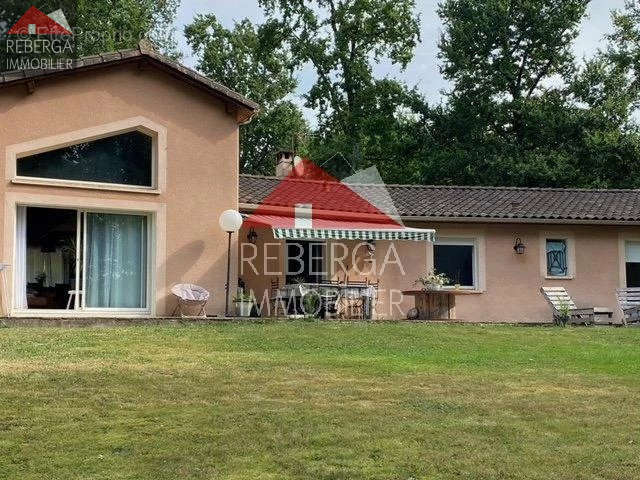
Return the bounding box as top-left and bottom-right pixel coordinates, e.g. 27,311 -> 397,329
232,291 -> 253,303
301,291 -> 321,317
258,0 -> 421,174
414,270 -> 450,289
74,0 -> 181,59
0,0 -> 181,66
555,302 -> 570,326
185,14 -> 308,174
415,0 -> 640,189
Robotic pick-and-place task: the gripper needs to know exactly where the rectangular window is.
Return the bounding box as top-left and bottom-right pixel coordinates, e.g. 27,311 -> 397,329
434,238 -> 476,288
15,206 -> 150,312
546,239 -> 568,277
625,241 -> 640,288
16,131 -> 153,187
286,241 -> 325,284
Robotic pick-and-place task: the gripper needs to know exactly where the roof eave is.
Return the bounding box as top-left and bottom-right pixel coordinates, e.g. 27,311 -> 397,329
239,203 -> 640,226
0,49 -> 260,122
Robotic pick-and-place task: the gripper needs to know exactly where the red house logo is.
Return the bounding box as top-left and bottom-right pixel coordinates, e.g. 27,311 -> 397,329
8,6 -> 72,35
245,158 -> 405,233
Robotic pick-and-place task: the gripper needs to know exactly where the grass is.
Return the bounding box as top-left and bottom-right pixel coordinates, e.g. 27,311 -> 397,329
1,322 -> 639,480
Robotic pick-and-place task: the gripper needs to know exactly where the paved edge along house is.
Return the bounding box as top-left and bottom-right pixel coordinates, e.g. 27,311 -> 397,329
3,46 -> 640,322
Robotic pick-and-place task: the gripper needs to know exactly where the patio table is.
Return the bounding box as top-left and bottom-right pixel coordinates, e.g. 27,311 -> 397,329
278,282 -> 376,319
402,289 -> 476,320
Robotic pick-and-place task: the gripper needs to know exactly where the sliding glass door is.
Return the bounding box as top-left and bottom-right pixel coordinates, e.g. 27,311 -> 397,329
16,206 -> 150,312
85,213 -> 148,309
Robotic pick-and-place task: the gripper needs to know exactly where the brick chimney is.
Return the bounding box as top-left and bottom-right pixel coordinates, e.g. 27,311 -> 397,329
276,151 -> 294,177
275,151 -> 304,177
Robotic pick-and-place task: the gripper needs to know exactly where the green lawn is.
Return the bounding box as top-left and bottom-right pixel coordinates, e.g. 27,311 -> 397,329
1,323 -> 639,480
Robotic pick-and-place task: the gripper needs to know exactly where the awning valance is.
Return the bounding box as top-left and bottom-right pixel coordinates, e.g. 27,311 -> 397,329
244,213 -> 435,242
272,227 -> 435,242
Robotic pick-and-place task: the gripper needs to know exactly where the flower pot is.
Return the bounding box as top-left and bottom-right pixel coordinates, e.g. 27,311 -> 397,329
235,300 -> 253,317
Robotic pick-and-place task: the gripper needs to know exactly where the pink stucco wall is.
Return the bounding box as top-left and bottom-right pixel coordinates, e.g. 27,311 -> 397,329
0,64 -> 241,316
239,221 -> 640,323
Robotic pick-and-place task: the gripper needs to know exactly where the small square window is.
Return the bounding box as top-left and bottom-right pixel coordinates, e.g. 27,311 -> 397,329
434,238 -> 476,288
625,241 -> 640,287
546,239 -> 568,277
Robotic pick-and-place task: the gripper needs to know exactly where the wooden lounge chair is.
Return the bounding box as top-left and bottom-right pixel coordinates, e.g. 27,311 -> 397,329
616,288 -> 640,326
268,277 -> 287,317
540,286 -> 613,326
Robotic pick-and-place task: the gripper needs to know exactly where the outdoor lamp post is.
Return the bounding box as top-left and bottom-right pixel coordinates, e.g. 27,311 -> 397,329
219,209 -> 243,317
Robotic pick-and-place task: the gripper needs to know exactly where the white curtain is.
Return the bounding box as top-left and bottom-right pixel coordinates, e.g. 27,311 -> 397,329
14,206 -> 28,309
85,213 -> 147,308
626,242 -> 640,263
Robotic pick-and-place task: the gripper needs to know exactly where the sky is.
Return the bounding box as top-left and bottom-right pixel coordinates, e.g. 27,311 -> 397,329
174,0 -> 627,117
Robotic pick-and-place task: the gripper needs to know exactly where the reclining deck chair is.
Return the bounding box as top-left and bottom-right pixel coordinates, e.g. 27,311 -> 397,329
616,288 -> 640,326
540,286 -> 613,325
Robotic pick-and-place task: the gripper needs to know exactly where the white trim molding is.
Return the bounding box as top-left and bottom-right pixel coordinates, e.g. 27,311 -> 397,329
617,234 -> 640,288
5,116 -> 167,194
3,192 -> 166,317
539,231 -> 576,280
433,231 -> 486,293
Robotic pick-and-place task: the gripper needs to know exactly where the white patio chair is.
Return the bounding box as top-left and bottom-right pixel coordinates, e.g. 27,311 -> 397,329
171,283 -> 210,317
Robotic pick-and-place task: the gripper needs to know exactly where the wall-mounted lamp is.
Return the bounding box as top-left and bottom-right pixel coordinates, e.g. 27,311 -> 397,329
247,227 -> 258,245
513,237 -> 526,255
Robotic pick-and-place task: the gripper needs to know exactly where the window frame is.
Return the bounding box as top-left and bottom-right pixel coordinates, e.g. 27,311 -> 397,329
539,233 -> 575,280
433,236 -> 479,290
14,206 -> 153,315
6,116 -> 166,194
4,191 -> 165,318
621,238 -> 640,288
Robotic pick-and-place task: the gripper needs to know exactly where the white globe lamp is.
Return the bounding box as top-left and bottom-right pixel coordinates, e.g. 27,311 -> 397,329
219,209 -> 243,317
219,209 -> 243,232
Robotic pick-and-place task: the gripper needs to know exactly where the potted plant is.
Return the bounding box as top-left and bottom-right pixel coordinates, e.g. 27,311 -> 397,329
555,302 -> 570,327
414,270 -> 450,291
233,291 -> 254,317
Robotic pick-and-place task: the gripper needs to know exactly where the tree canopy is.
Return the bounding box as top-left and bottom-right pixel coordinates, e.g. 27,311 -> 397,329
0,0 -> 181,68
184,14 -> 308,175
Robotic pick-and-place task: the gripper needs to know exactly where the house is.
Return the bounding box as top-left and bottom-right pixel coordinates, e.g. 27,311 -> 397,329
3,46 -> 640,323
239,155 -> 640,323
0,44 -> 258,317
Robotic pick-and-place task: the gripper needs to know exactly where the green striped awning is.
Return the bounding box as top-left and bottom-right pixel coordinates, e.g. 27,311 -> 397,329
272,227 -> 435,242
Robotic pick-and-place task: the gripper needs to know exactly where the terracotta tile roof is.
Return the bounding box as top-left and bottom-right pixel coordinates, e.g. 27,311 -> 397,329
0,41 -> 259,117
239,174 -> 640,223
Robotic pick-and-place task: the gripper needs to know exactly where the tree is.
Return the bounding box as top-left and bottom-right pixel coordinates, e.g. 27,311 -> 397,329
0,0 -> 181,68
423,0 -> 640,188
438,0 -> 589,145
258,0 -> 421,173
185,14 -> 308,174
75,0 -> 181,58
